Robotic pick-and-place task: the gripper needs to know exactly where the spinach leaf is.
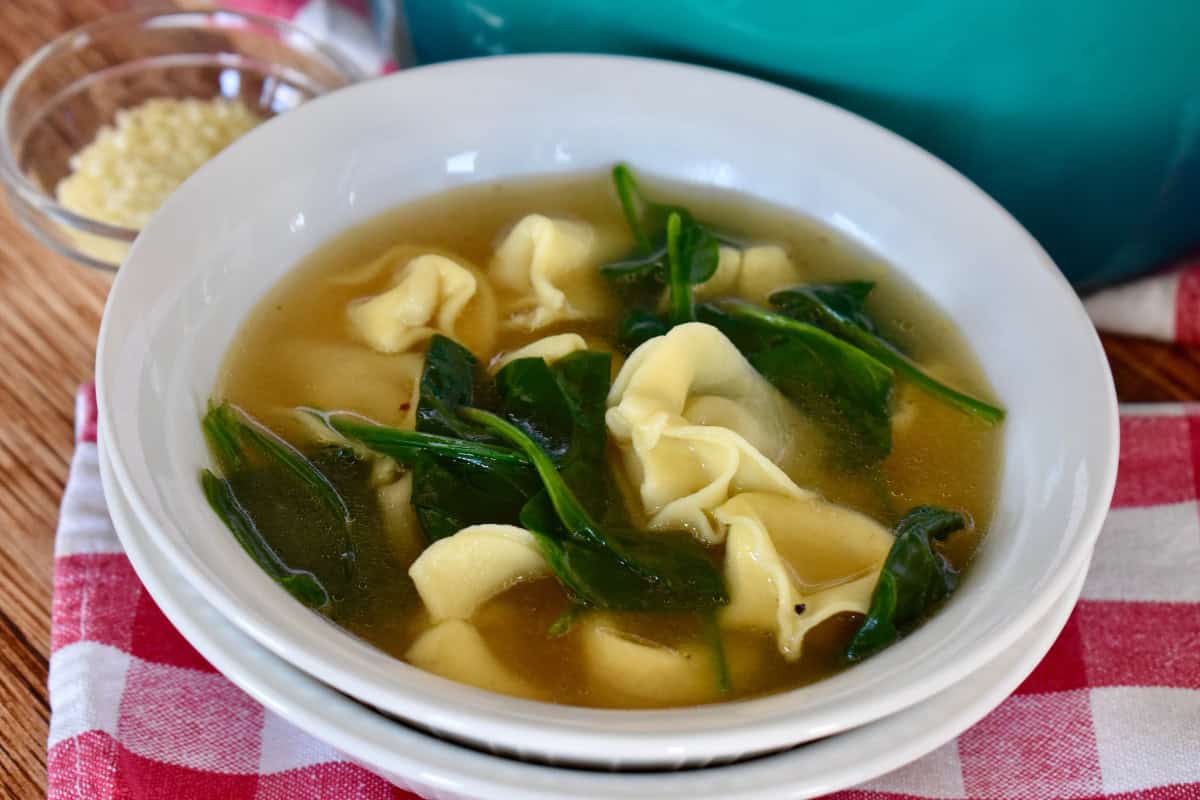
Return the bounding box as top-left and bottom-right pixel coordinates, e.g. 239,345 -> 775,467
615,309 -> 671,352
665,210 -> 720,324
599,247 -> 668,310
313,410 -> 539,543
415,334 -> 499,441
547,603 -> 586,638
200,404 -> 409,611
599,208 -> 718,326
549,351 -> 612,464
409,452 -> 542,542
204,401 -> 350,524
408,334 -> 548,541
200,469 -> 330,608
327,347 -> 619,545
602,165 -> 720,340
317,410 -> 529,468
770,285 -> 1005,424
462,408 -> 727,611
846,506 -> 967,662
611,163 -> 673,253
494,350 -> 613,517
772,282 -> 882,337
493,358 -> 579,462
519,493 -> 726,612
703,609 -> 732,696
698,300 -> 895,463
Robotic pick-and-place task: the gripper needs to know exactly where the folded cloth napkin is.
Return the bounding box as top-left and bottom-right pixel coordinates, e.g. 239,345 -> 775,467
1084,258 -> 1200,345
221,0 -> 400,76
46,385 -> 1200,798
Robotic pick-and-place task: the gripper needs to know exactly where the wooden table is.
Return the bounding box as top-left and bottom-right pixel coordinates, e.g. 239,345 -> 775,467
1,4 -> 1199,799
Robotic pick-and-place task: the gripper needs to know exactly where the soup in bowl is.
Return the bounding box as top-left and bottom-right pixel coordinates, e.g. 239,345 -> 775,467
97,55 -> 1117,768
204,166 -> 1004,709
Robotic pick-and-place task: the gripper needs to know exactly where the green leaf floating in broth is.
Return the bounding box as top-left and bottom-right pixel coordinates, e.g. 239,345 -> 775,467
232,445 -> 416,619
201,402 -> 246,473
770,284 -> 1005,424
204,401 -> 350,524
462,408 -> 727,612
611,163 -> 673,253
599,247 -> 668,310
320,344 -> 622,543
315,411 -> 530,468
494,350 -> 614,518
200,404 -> 407,611
311,409 -> 539,543
665,210 -> 720,325
493,359 -> 579,462
698,299 -> 895,464
415,334 -> 502,442
846,506 -> 968,662
409,452 -> 542,543
200,470 -> 330,609
772,282 -> 883,338
615,308 -> 672,352
544,351 -> 612,462
703,608 -> 732,696
519,493 -> 725,612
546,602 -> 586,638
602,164 -> 721,342
522,490 -> 731,693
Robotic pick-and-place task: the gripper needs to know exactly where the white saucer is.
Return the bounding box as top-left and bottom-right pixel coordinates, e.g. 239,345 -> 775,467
100,440 -> 1088,799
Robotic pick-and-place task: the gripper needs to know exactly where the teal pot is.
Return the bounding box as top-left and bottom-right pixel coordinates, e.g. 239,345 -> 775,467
397,0 -> 1200,288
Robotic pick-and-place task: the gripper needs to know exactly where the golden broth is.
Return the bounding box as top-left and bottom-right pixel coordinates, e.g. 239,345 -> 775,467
216,171 -> 1002,708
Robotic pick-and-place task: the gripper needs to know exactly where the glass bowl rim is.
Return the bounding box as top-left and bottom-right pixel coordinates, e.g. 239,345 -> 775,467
0,7 -> 366,251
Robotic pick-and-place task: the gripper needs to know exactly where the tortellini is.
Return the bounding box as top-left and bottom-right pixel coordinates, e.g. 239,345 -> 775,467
715,492 -> 894,661
581,618 -> 765,706
490,214 -> 619,330
580,619 -> 713,706
405,619 -> 539,699
348,249 -> 496,355
377,473 -> 423,563
408,524 -> 550,622
489,333 -> 587,372
606,322 -> 815,543
694,244 -> 802,305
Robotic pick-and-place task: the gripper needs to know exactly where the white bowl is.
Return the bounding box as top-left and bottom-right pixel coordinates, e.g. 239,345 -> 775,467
101,439 -> 1091,798
96,54 -> 1119,768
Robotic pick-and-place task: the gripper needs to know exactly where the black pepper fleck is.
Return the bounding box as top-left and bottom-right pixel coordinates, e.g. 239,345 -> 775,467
793,603 -> 807,615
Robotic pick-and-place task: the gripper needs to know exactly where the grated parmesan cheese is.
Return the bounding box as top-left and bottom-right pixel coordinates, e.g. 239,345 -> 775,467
56,97 -> 262,231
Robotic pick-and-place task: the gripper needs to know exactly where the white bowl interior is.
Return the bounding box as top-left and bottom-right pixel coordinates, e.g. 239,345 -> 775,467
97,55 -> 1118,768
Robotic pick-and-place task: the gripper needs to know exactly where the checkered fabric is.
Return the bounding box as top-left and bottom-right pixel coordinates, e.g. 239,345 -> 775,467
220,0 -> 397,76
46,386 -> 1200,798
1085,258 -> 1200,344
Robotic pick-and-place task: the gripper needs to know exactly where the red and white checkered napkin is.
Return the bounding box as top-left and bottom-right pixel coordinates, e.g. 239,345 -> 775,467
219,0 -> 400,76
47,385 -> 1200,799
1085,258 -> 1200,344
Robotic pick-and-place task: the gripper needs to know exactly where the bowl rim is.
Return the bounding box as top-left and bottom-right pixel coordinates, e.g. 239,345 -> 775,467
0,7 -> 365,267
96,52 -> 1121,766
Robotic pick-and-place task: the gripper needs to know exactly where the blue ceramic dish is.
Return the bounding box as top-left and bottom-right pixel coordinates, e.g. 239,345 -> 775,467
392,0 -> 1200,288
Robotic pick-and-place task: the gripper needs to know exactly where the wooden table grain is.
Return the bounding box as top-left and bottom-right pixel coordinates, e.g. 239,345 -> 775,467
0,5 -> 1198,799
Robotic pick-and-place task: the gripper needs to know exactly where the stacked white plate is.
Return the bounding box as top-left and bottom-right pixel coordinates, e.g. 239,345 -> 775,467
95,55 -> 1119,796
99,441 -> 1089,799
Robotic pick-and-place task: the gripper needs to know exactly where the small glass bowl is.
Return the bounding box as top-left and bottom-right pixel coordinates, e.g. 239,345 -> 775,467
0,9 -> 363,271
